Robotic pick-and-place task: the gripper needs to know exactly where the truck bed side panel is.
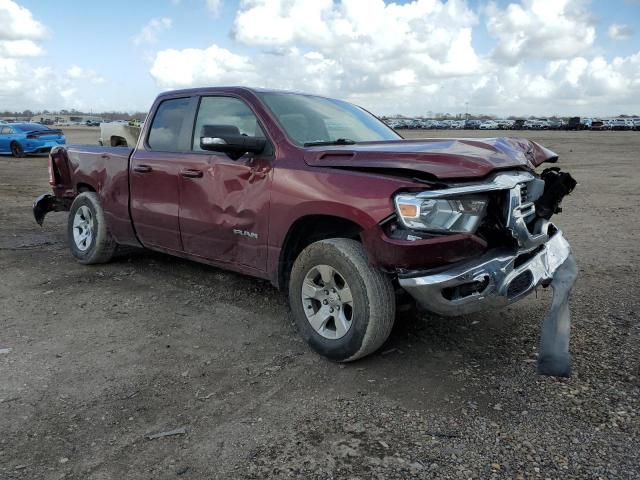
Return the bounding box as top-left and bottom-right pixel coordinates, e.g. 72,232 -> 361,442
65,145 -> 140,246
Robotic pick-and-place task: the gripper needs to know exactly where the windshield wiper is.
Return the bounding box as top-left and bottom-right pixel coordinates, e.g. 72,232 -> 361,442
303,138 -> 357,147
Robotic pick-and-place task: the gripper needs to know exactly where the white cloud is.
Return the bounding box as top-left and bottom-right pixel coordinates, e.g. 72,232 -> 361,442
0,0 -> 47,40
608,23 -> 635,41
467,53 -> 640,114
0,1 -> 109,111
206,0 -> 222,16
132,17 -> 173,46
2,0 -> 639,116
147,0 -> 640,116
66,65 -> 106,84
485,0 -> 596,65
150,44 -> 254,87
152,0 -> 483,97
0,39 -> 43,57
232,0 -> 480,79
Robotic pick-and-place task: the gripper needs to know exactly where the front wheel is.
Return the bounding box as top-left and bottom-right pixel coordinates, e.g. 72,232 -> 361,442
10,142 -> 25,158
67,192 -> 117,264
289,238 -> 395,362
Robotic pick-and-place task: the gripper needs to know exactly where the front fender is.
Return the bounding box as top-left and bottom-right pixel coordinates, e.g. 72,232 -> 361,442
360,224 -> 487,270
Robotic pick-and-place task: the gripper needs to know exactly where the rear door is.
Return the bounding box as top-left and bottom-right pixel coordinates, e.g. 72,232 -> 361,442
129,96 -> 196,252
177,95 -> 273,271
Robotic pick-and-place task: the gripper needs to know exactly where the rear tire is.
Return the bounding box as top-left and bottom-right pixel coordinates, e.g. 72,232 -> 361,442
10,141 -> 25,158
289,238 -> 395,362
67,192 -> 117,264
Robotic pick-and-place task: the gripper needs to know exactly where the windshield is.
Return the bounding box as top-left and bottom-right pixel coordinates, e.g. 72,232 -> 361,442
257,92 -> 401,146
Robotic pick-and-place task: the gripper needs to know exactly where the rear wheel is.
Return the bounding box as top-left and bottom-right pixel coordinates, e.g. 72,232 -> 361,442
67,192 -> 117,264
10,141 -> 25,158
289,238 -> 395,362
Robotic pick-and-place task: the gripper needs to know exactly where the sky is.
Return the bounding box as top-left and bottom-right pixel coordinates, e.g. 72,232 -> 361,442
1,0 -> 639,117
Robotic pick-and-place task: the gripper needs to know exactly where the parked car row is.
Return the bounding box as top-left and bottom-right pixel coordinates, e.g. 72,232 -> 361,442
385,117 -> 640,131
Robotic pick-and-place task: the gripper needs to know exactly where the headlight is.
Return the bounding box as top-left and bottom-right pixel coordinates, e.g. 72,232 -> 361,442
394,193 -> 488,233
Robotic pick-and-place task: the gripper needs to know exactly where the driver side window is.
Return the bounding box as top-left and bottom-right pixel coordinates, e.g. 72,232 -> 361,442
192,96 -> 265,152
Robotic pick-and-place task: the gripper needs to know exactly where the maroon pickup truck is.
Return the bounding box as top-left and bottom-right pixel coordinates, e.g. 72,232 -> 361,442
34,87 -> 578,376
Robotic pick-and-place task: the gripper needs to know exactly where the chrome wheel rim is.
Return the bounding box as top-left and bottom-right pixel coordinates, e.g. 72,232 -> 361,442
301,264 -> 354,340
72,205 -> 94,251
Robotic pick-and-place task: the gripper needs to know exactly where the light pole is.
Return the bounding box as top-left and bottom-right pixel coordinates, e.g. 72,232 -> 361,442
465,102 -> 469,121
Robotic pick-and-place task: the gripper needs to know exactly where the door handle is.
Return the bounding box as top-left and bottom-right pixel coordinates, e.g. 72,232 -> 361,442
133,165 -> 152,173
180,169 -> 203,178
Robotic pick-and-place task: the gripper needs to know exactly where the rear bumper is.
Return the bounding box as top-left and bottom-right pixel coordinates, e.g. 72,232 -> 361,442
33,193 -> 69,226
24,140 -> 65,153
398,230 -> 571,316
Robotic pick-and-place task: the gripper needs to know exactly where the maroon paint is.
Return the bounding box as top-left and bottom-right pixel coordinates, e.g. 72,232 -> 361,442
130,148 -> 185,252
360,228 -> 488,270
303,137 -> 558,180
45,87 -> 560,288
176,153 -> 272,270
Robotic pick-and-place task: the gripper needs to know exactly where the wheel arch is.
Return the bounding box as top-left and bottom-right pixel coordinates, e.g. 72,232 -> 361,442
277,214 -> 363,291
76,182 -> 97,193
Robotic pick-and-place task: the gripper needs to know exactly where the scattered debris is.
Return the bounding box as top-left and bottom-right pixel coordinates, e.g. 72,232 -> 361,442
119,390 -> 139,400
196,391 -> 215,401
145,427 -> 188,440
378,440 -> 389,449
59,457 -> 69,464
0,347 -> 11,355
1,396 -> 20,404
380,347 -> 403,356
176,466 -> 190,475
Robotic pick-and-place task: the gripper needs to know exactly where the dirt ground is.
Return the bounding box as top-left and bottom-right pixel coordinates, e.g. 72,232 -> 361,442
1,127 -> 638,479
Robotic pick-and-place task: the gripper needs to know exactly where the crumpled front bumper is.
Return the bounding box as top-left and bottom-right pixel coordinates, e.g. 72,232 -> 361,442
398,230 -> 571,316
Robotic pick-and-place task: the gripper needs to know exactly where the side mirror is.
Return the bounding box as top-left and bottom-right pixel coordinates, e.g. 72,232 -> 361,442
200,124 -> 266,160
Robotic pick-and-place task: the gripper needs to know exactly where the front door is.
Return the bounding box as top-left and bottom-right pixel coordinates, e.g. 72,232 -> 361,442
129,96 -> 195,252
178,95 -> 273,271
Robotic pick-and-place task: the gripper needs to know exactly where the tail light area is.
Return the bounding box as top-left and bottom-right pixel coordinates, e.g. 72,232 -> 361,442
48,152 -> 60,186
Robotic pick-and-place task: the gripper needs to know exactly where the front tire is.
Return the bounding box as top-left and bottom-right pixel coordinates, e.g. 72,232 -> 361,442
10,141 -> 25,158
289,238 -> 395,362
67,192 -> 117,264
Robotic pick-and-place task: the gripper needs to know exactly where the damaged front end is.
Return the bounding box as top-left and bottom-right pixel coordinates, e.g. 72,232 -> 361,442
396,168 -> 577,377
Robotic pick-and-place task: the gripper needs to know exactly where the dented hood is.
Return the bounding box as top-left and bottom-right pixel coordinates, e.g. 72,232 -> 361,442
303,137 -> 558,179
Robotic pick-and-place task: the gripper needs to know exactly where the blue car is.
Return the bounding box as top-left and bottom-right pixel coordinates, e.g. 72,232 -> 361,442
0,123 -> 66,157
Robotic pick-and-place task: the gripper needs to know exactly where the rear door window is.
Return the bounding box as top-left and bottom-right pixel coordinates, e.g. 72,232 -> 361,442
192,96 -> 265,152
147,97 -> 192,152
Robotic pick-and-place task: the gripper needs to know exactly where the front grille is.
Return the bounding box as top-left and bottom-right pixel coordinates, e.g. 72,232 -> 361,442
507,270 -> 533,299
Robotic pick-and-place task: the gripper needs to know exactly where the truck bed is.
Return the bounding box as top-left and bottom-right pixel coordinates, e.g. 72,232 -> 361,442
51,144 -> 138,245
